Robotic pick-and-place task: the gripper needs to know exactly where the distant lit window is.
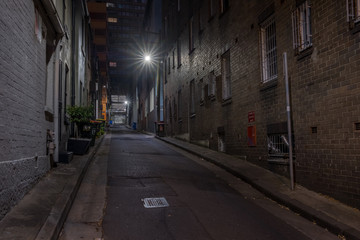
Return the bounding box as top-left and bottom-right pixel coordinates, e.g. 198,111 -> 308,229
347,0 -> 360,24
108,17 -> 117,23
109,62 -> 117,67
292,1 -> 312,53
106,3 -> 115,7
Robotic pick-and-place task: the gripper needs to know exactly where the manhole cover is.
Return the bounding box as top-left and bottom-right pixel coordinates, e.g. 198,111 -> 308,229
142,197 -> 169,208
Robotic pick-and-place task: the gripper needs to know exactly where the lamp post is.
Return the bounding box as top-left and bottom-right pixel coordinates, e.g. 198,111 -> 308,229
125,101 -> 129,126
141,54 -> 164,135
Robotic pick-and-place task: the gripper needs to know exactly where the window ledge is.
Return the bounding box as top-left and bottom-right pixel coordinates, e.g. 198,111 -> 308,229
296,46 -> 313,61
267,157 -> 289,165
208,94 -> 216,101
260,79 -> 278,91
222,97 -> 232,106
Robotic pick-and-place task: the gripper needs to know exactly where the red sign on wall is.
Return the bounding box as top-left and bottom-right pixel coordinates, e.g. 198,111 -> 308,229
248,111 -> 255,123
247,126 -> 256,146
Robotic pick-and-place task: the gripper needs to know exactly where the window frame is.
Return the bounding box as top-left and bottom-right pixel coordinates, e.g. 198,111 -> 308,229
219,0 -> 230,15
267,134 -> 290,159
177,90 -> 182,121
292,1 -> 312,53
208,0 -> 215,20
190,80 -> 196,115
208,70 -> 216,99
177,40 -> 182,67
221,51 -> 231,100
189,17 -> 195,53
260,15 -> 278,83
347,0 -> 360,24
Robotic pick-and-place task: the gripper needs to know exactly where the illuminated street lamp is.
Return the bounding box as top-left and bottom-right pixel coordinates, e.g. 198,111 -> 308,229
144,55 -> 151,62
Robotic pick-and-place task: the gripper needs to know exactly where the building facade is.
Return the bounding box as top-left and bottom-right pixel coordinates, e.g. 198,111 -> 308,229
0,0 -> 95,219
136,0 -> 163,133
161,0 -> 360,209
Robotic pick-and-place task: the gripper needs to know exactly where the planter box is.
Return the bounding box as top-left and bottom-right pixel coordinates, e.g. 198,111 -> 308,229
67,138 -> 91,155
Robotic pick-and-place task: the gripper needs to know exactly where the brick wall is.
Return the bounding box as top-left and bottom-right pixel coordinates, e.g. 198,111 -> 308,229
162,0 -> 360,208
0,1 -> 51,219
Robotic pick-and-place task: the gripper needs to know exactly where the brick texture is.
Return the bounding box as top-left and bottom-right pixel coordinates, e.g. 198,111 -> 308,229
162,0 -> 360,208
0,1 -> 51,219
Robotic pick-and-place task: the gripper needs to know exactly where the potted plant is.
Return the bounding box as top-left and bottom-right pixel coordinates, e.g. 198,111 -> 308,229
66,105 -> 93,155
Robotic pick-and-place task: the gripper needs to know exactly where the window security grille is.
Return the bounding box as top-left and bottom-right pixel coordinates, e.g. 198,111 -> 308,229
292,1 -> 312,53
268,134 -> 289,158
347,0 -> 360,23
260,16 -> 277,83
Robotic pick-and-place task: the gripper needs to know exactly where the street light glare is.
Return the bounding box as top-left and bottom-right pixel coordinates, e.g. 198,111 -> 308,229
125,101 -> 128,105
144,55 -> 151,62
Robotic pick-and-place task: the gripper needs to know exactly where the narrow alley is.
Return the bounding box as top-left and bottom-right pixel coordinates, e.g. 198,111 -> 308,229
59,126 -> 338,240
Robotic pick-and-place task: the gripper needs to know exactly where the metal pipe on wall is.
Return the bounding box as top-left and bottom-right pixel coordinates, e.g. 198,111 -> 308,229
283,52 -> 295,190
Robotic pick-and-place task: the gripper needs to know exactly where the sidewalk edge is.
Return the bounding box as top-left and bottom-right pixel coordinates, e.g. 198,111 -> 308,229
35,135 -> 105,240
156,136 -> 360,240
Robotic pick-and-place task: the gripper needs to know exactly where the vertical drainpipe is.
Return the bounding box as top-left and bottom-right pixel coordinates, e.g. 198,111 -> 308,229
53,44 -> 60,163
283,52 -> 295,190
71,0 -> 76,135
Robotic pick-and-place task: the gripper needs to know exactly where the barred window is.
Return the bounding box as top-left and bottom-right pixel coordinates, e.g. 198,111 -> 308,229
268,134 -> 289,158
292,1 -> 312,53
260,16 -> 277,83
347,0 -> 360,23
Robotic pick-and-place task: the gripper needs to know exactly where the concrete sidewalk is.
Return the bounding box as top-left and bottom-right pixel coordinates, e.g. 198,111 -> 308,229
0,136 -> 104,240
157,136 -> 360,240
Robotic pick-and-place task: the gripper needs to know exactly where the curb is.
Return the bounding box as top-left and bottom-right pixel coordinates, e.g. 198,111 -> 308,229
156,136 -> 360,240
35,135 -> 105,240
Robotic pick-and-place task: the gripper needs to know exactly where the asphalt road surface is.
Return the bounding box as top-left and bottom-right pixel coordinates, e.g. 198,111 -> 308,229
59,126 -> 338,240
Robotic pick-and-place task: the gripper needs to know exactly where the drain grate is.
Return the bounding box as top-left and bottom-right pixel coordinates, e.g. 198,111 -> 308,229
142,197 -> 169,208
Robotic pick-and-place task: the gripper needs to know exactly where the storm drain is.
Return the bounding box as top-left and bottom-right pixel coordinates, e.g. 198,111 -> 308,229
142,197 -> 169,208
